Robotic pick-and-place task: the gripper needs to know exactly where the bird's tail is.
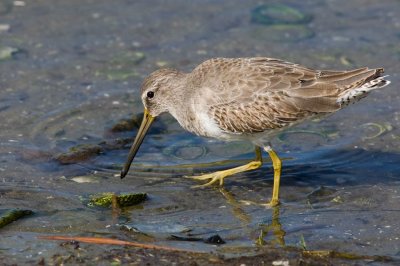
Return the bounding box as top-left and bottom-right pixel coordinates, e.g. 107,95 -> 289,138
337,68 -> 390,106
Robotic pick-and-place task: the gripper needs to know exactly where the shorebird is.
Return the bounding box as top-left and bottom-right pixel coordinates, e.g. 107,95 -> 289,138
120,57 -> 390,206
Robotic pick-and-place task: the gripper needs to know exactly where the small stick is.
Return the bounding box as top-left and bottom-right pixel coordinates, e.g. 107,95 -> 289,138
38,235 -> 202,253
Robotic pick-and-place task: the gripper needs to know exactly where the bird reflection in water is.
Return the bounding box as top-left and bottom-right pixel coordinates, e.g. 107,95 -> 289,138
217,187 -> 285,246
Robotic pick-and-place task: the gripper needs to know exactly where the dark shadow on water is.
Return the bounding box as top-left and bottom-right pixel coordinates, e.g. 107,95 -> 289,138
232,147 -> 400,188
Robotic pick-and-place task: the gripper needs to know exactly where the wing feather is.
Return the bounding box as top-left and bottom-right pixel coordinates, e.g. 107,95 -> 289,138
189,57 -> 383,134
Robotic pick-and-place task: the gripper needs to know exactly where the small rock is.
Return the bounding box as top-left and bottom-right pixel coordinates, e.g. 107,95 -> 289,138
54,144 -> 103,164
0,24 -> 10,33
204,234 -> 225,245
272,260 -> 289,266
156,61 -> 168,67
0,46 -> 18,61
13,1 -> 25,6
71,176 -> 99,183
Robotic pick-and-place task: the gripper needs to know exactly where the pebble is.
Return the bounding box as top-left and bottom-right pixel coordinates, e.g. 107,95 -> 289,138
0,24 -> 10,33
13,1 -> 25,6
71,176 -> 99,183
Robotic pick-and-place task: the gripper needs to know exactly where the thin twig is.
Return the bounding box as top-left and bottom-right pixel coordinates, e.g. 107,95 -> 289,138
39,235 -> 203,253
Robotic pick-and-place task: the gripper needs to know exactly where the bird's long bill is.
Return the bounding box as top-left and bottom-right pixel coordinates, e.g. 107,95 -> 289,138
120,109 -> 155,179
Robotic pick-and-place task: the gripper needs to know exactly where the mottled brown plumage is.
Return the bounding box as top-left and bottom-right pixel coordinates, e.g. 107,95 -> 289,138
191,58 -> 385,135
121,57 -> 390,206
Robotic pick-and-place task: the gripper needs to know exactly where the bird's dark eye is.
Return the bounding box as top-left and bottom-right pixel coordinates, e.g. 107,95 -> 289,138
147,91 -> 154,99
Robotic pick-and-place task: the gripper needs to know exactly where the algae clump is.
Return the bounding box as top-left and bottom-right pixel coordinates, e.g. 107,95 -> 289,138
88,192 -> 147,208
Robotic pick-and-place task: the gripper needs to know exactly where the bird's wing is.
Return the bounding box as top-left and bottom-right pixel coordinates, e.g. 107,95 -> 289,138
192,57 -> 380,134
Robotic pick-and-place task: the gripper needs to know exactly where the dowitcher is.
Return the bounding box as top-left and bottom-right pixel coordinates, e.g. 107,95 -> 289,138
120,57 -> 390,206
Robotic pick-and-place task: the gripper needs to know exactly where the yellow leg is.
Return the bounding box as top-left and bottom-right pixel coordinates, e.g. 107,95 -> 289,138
266,148 -> 282,207
188,147 -> 262,187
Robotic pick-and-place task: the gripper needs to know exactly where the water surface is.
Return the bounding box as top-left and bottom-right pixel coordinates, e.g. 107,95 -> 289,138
1,0 -> 400,264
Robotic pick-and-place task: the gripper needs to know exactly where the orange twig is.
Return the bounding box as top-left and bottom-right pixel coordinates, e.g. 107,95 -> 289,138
39,235 -> 201,253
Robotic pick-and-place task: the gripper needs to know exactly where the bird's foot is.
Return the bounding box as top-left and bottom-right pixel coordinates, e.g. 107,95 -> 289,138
186,160 -> 262,188
187,171 -> 228,187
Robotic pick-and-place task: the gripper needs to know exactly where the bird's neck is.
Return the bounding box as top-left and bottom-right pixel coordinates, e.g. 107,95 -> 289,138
164,74 -> 199,132
163,72 -> 189,106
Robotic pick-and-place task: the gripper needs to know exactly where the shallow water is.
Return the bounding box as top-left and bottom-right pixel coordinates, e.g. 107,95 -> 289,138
1,0 -> 400,264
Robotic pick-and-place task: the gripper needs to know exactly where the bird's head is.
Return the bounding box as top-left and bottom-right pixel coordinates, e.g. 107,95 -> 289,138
140,68 -> 181,117
120,68 -> 181,178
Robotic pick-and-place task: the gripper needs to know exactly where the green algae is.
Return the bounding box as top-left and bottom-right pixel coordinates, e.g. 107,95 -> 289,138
251,4 -> 312,25
87,192 -> 147,208
0,209 -> 34,229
